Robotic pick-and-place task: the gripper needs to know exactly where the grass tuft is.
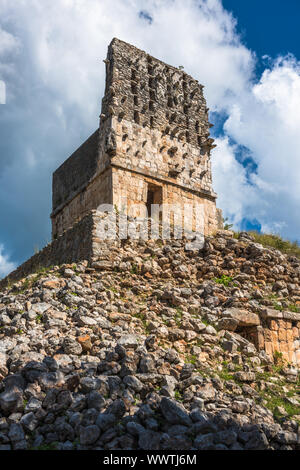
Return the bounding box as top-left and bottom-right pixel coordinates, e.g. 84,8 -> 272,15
243,231 -> 300,258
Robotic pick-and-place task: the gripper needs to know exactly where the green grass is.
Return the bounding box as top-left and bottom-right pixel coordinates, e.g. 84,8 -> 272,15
9,266 -> 55,294
132,312 -> 151,334
31,442 -> 59,451
268,295 -> 299,313
130,264 -> 138,275
213,274 -> 234,287
174,307 -> 183,326
287,304 -> 300,313
223,218 -> 234,231
240,231 -> 300,258
273,302 -> 283,312
273,351 -> 284,362
174,390 -> 184,402
217,370 -> 235,381
108,286 -> 118,294
260,392 -> 300,420
184,354 -> 197,365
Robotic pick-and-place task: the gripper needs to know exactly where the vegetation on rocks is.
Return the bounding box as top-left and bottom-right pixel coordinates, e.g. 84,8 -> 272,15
0,231 -> 299,450
234,231 -> 300,259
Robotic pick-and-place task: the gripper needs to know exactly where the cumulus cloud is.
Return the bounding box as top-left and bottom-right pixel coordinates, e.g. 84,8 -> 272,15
0,26 -> 20,58
0,0 -> 254,269
0,244 -> 16,278
0,80 -> 5,104
211,136 -> 259,227
219,55 -> 300,239
0,0 -> 253,115
0,0 -> 300,274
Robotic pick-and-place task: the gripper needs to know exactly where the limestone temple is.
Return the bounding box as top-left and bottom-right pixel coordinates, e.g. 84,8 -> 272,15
51,38 -> 222,239
2,40 -> 299,369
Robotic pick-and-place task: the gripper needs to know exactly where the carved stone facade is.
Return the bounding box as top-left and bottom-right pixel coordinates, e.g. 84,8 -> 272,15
51,38 -> 221,238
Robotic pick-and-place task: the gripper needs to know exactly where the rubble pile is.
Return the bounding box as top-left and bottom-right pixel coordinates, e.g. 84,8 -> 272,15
0,230 -> 299,450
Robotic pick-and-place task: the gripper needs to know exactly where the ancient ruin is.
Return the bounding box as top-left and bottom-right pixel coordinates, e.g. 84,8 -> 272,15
1,39 -> 299,376
1,36 -> 300,454
51,38 -> 221,239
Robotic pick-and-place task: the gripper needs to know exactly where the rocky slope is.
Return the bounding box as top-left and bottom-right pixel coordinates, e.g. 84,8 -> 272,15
0,230 -> 299,450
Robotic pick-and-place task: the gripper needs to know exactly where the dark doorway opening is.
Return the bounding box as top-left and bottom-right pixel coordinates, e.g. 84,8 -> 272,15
146,183 -> 162,219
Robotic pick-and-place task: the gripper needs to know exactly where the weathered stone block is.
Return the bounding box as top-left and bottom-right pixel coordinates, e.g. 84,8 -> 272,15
279,342 -> 289,353
51,38 -> 221,238
222,308 -> 260,327
264,342 -> 273,357
270,320 -> 278,331
292,327 -> 299,338
283,311 -> 300,322
261,308 -> 283,319
278,329 -> 286,342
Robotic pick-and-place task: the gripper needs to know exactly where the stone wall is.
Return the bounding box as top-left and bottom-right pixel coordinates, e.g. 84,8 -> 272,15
52,130 -> 100,213
51,38 -> 220,239
112,166 -> 218,234
232,308 -> 300,366
260,309 -> 300,365
0,212 -> 96,289
52,168 -> 113,238
102,38 -> 214,152
111,115 -> 215,195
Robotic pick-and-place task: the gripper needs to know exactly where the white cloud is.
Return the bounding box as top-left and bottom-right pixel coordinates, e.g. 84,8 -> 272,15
0,244 -> 16,278
0,80 -> 5,104
0,0 -> 254,119
0,0 -> 300,266
0,26 -> 19,57
0,0 -> 257,266
212,136 -> 259,227
221,55 -> 300,239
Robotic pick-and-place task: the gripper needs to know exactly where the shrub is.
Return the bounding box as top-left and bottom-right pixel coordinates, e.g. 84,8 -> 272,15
245,231 -> 300,258
214,274 -> 233,287
223,217 -> 233,231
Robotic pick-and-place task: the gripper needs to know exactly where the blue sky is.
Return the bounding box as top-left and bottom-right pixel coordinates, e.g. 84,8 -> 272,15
1,0 -> 300,277
223,0 -> 300,61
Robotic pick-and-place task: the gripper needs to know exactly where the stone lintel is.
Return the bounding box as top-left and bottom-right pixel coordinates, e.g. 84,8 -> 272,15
261,308 -> 283,319
111,163 -> 218,202
261,308 -> 300,321
282,310 -> 300,321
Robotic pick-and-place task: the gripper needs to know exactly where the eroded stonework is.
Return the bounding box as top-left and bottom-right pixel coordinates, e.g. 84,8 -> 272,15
51,38 -> 221,238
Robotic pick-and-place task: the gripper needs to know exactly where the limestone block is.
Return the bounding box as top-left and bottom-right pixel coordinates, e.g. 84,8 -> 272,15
264,330 -> 272,342
222,308 -> 260,327
278,319 -> 288,329
257,327 -> 265,350
292,327 -> 299,338
278,329 -> 286,342
286,329 -> 294,343
283,311 -> 300,322
261,308 -> 283,320
281,352 -> 290,363
289,351 -> 296,363
293,339 -> 300,349
279,342 -> 289,353
270,320 -> 278,331
264,342 -> 273,356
